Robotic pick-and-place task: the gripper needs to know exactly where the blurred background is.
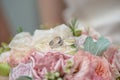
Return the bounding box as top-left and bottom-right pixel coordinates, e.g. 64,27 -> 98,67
0,0 -> 120,44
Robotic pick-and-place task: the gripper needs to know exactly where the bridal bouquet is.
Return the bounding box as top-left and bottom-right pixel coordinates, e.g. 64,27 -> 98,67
0,20 -> 120,80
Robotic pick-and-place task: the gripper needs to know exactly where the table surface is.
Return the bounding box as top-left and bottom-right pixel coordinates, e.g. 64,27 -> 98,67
0,76 -> 8,80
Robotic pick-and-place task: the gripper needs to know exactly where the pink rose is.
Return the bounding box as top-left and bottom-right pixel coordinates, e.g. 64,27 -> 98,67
65,50 -> 114,80
31,52 -> 71,79
112,49 -> 120,71
8,49 -> 35,67
8,32 -> 35,67
103,45 -> 118,64
103,45 -> 120,72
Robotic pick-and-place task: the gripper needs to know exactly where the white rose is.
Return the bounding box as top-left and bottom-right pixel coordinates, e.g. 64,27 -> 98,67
9,32 -> 32,51
32,24 -> 73,52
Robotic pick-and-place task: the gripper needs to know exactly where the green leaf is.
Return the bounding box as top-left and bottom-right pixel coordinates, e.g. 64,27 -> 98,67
0,63 -> 10,76
1,42 -> 8,49
71,18 -> 77,28
116,76 -> 120,80
0,47 -> 4,54
70,44 -> 76,48
84,36 -> 110,56
74,29 -> 82,37
64,60 -> 73,73
16,76 -> 33,80
45,71 -> 62,80
68,19 -> 81,36
17,26 -> 23,33
0,42 -> 10,54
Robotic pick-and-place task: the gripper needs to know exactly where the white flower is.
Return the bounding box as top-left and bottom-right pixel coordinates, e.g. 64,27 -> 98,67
32,24 -> 73,53
0,51 -> 11,63
32,24 -> 72,44
9,32 -> 32,51
8,32 -> 34,66
9,63 -> 33,80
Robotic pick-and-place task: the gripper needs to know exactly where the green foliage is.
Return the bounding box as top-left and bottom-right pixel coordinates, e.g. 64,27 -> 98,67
0,42 -> 10,54
84,36 -> 110,56
116,76 -> 120,80
45,72 -> 63,80
65,60 -> 73,73
74,29 -> 82,37
16,76 -> 33,80
68,19 -> 81,37
17,26 -> 23,33
0,63 -> 10,76
70,44 -> 76,48
0,43 -> 11,76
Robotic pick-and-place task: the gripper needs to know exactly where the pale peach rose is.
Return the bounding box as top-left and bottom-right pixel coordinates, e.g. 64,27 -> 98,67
112,49 -> 120,71
65,50 -> 114,80
103,45 -> 118,64
8,49 -> 35,67
8,32 -> 35,67
103,45 -> 120,76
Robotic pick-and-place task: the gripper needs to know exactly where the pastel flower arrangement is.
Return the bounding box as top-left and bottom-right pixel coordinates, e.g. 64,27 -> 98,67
0,19 -> 120,80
